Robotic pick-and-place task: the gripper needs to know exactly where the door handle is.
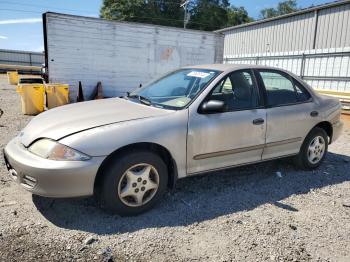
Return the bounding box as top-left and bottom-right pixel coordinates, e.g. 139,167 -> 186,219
253,118 -> 265,125
310,111 -> 319,117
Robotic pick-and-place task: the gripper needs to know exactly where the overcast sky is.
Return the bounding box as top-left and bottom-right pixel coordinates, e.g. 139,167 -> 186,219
0,0 -> 331,52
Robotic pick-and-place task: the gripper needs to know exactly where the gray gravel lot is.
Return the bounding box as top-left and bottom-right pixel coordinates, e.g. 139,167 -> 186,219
0,74 -> 350,261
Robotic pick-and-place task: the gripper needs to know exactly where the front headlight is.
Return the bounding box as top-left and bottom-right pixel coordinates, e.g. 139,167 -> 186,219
28,139 -> 91,161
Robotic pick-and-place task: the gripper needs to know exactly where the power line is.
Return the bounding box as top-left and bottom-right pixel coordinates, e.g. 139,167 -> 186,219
126,15 -> 214,28
0,0 -> 96,14
0,8 -> 215,29
0,0 -> 187,14
0,0 -> 219,30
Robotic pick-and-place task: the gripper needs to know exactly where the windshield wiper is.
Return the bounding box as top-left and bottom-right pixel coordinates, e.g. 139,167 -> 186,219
127,94 -> 152,106
138,95 -> 152,106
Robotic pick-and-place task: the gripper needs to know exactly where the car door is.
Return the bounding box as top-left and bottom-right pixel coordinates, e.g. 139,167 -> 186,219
187,69 -> 267,174
255,69 -> 320,160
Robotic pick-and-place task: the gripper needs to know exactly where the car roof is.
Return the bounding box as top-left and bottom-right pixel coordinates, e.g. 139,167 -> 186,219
183,63 -> 286,73
182,63 -> 318,97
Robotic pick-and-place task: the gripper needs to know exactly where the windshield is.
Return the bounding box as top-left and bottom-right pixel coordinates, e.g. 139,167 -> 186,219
129,69 -> 221,109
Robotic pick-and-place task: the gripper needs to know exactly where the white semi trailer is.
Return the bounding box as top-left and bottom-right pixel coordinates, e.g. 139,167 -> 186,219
43,12 -> 224,100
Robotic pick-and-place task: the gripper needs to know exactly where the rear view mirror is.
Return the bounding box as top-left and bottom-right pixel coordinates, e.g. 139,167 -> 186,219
199,100 -> 225,114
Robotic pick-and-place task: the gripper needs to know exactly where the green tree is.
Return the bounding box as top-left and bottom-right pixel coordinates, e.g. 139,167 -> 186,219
260,0 -> 299,19
100,0 -> 253,31
187,0 -> 230,31
260,8 -> 278,19
100,0 -> 142,21
100,0 -> 184,27
277,0 -> 299,14
227,6 -> 253,27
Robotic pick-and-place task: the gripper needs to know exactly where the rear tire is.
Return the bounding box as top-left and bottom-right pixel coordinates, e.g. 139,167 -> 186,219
294,127 -> 328,170
98,150 -> 168,216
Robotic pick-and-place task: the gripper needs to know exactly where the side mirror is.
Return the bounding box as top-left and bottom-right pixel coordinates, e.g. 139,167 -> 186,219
199,100 -> 225,114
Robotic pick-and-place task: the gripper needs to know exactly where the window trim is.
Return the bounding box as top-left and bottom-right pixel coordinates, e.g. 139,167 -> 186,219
198,69 -> 264,114
254,69 -> 313,109
132,68 -> 222,111
183,69 -> 223,110
292,78 -> 313,103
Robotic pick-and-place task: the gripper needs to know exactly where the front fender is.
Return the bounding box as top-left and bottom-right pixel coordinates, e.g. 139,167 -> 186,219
59,110 -> 189,178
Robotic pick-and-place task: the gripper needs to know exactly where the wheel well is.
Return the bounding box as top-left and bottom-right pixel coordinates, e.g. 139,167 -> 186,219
314,121 -> 333,143
93,143 -> 178,194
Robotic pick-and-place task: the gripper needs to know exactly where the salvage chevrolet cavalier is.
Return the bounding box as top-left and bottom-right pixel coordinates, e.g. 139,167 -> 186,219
4,64 -> 343,215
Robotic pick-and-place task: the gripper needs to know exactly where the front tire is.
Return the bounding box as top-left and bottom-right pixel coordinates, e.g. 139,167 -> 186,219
99,150 -> 168,216
294,127 -> 328,170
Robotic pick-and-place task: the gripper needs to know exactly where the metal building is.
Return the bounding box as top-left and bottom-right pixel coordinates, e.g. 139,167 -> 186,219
217,0 -> 350,92
0,49 -> 44,73
0,49 -> 44,67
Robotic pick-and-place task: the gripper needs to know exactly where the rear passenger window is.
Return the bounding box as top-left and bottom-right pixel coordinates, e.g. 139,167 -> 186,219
259,71 -> 297,106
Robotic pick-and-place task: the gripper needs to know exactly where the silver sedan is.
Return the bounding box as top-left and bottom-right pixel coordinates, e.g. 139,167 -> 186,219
4,64 -> 343,215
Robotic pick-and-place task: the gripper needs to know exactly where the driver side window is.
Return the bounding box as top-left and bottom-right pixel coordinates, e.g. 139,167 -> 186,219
209,70 -> 259,111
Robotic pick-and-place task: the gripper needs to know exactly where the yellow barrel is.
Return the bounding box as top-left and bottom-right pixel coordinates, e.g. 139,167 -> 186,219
45,84 -> 69,109
16,84 -> 45,115
7,71 -> 19,85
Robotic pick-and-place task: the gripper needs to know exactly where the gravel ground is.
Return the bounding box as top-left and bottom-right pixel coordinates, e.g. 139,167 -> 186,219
0,74 -> 350,262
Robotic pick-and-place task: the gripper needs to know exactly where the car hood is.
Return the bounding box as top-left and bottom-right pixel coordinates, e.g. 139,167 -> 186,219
20,98 -> 172,147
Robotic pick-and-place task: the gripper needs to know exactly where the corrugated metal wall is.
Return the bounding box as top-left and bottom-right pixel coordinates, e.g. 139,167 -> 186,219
315,3 -> 350,49
223,12 -> 316,56
45,13 -> 224,99
0,49 -> 44,67
226,48 -> 350,92
222,2 -> 350,57
221,1 -> 350,92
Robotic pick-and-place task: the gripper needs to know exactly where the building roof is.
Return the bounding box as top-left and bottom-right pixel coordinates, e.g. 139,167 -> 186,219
216,0 -> 350,33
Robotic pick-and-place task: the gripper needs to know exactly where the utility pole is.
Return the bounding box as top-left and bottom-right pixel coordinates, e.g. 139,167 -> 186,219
181,0 -> 190,29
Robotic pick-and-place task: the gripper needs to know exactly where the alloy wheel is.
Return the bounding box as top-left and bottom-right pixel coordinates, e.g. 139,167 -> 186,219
307,135 -> 326,164
117,163 -> 160,207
